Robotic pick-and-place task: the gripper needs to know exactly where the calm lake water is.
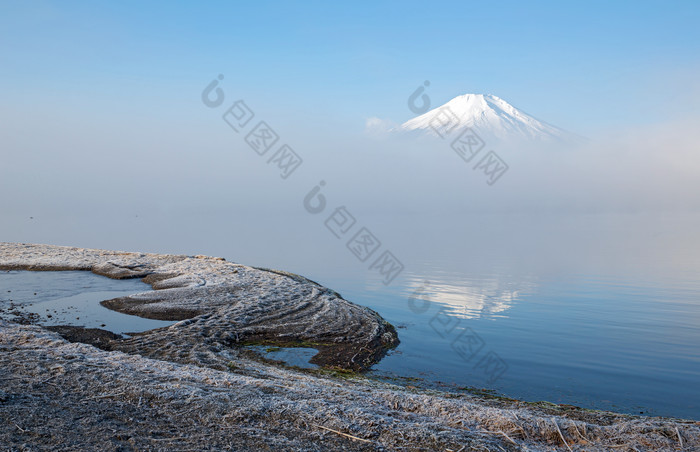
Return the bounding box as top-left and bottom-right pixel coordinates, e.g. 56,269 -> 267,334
2,212 -> 699,419
252,211 -> 700,420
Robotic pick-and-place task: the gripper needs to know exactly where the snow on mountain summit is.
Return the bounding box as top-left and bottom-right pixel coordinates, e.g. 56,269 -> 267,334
401,93 -> 568,141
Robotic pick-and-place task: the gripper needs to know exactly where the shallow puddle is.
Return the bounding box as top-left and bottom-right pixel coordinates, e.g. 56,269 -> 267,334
246,345 -> 319,369
0,270 -> 173,335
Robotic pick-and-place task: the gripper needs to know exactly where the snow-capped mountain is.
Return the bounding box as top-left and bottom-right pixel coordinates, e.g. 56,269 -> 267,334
401,94 -> 568,141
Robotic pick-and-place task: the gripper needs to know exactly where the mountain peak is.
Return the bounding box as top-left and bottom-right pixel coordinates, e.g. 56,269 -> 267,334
401,93 -> 567,141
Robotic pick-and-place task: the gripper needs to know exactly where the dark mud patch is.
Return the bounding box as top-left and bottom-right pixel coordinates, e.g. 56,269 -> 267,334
91,262 -> 153,280
47,325 -> 122,350
141,272 -> 181,285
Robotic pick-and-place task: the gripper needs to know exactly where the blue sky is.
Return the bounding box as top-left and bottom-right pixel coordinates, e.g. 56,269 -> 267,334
1,0 -> 700,262
1,1 -> 699,135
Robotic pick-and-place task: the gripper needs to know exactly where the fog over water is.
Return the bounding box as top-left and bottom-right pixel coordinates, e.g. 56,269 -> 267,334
2,75 -> 700,418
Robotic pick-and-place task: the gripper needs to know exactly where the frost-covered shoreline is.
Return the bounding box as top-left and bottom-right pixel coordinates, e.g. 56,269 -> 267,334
1,243 -> 698,451
0,242 -> 398,370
